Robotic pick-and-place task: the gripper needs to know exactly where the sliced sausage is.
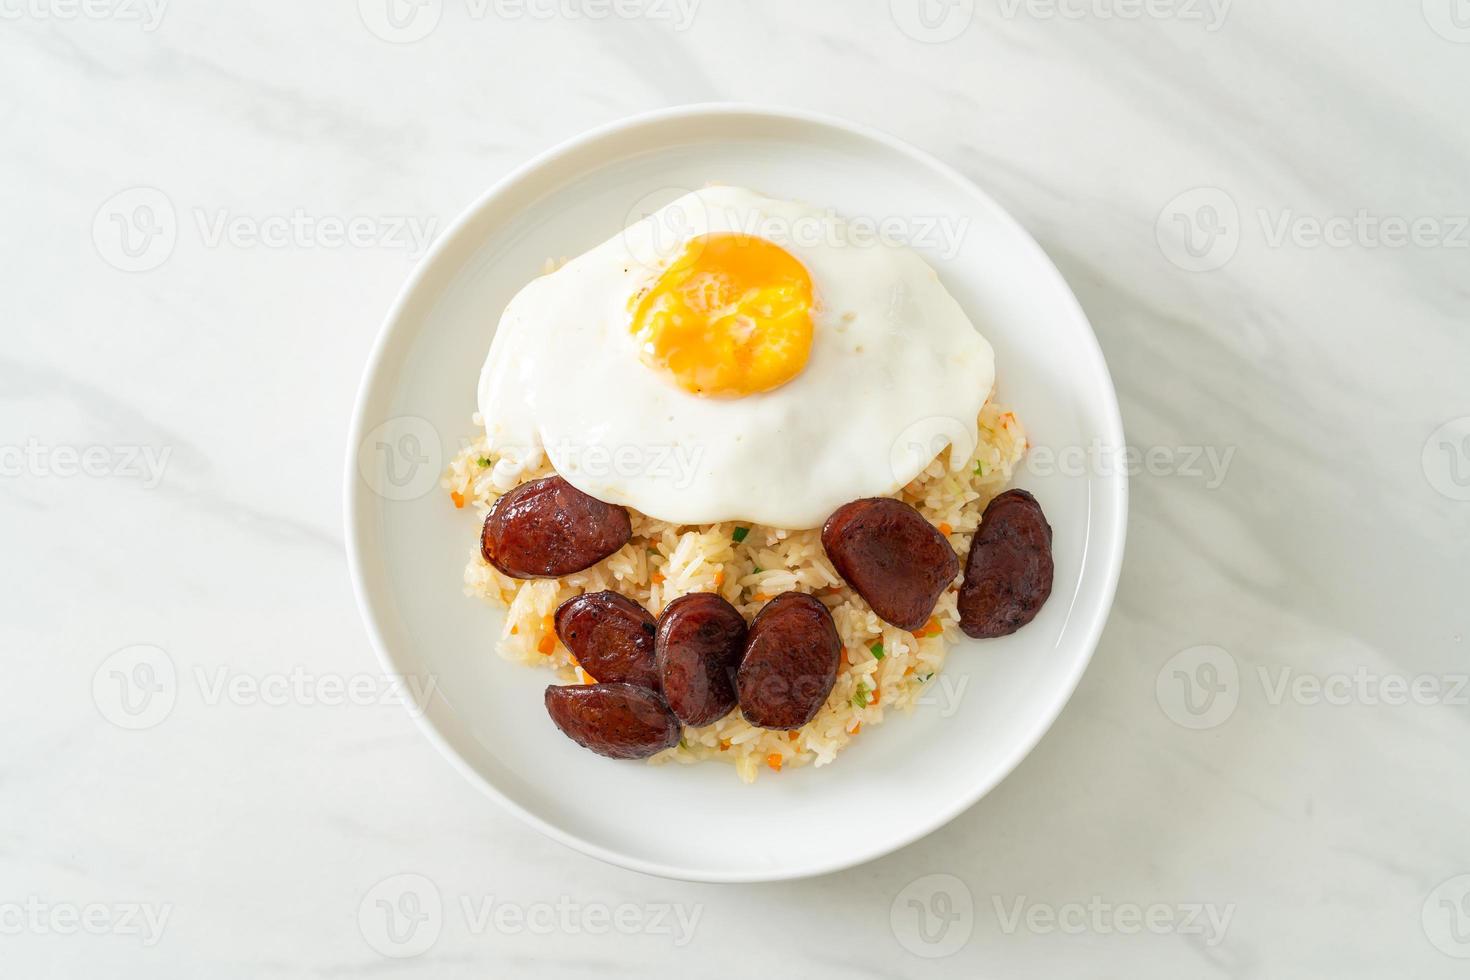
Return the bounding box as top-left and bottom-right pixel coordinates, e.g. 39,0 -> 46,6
958,489 -> 1054,639
543,683 -> 681,760
821,497 -> 960,632
480,476 -> 631,579
656,593 -> 747,727
737,592 -> 842,730
554,591 -> 658,689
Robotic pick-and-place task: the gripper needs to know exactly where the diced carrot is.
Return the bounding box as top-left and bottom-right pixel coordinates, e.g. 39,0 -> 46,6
870,687 -> 881,706
510,625 -> 518,635
787,731 -> 799,741
537,635 -> 555,655
718,739 -> 731,751
651,572 -> 665,584
576,667 -> 592,684
848,722 -> 862,735
766,753 -> 783,772
450,491 -> 465,509
938,522 -> 952,536
752,593 -> 774,602
714,571 -> 725,587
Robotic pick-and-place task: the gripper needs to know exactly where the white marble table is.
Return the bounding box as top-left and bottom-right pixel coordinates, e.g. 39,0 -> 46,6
4,2 -> 1468,976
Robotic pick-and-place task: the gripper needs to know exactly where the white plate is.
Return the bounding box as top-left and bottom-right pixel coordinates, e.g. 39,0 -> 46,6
345,105 -> 1127,883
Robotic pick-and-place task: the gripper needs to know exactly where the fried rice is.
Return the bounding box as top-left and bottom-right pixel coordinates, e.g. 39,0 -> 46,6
444,400 -> 1026,782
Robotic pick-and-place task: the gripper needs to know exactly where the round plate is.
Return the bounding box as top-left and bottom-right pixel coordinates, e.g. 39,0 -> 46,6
345,104 -> 1127,882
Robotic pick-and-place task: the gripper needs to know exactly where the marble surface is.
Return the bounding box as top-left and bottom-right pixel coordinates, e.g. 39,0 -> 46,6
4,1 -> 1468,976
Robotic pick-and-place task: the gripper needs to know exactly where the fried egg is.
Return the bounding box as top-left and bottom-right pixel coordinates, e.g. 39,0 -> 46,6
477,186 -> 995,529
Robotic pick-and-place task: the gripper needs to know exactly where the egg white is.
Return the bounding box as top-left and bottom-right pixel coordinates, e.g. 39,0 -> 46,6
477,186 -> 995,529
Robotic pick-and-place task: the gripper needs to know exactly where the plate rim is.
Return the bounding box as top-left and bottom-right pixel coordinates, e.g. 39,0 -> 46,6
343,102 -> 1129,883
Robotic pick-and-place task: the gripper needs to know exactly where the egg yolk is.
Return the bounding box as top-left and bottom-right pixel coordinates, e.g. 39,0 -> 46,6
631,233 -> 814,398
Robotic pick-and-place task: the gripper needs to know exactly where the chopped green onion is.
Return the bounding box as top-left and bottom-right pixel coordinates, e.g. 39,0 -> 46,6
732,526 -> 750,543
916,673 -> 934,685
678,737 -> 689,750
869,642 -> 885,660
851,683 -> 871,709
477,456 -> 492,467
974,460 -> 986,476
752,566 -> 763,574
